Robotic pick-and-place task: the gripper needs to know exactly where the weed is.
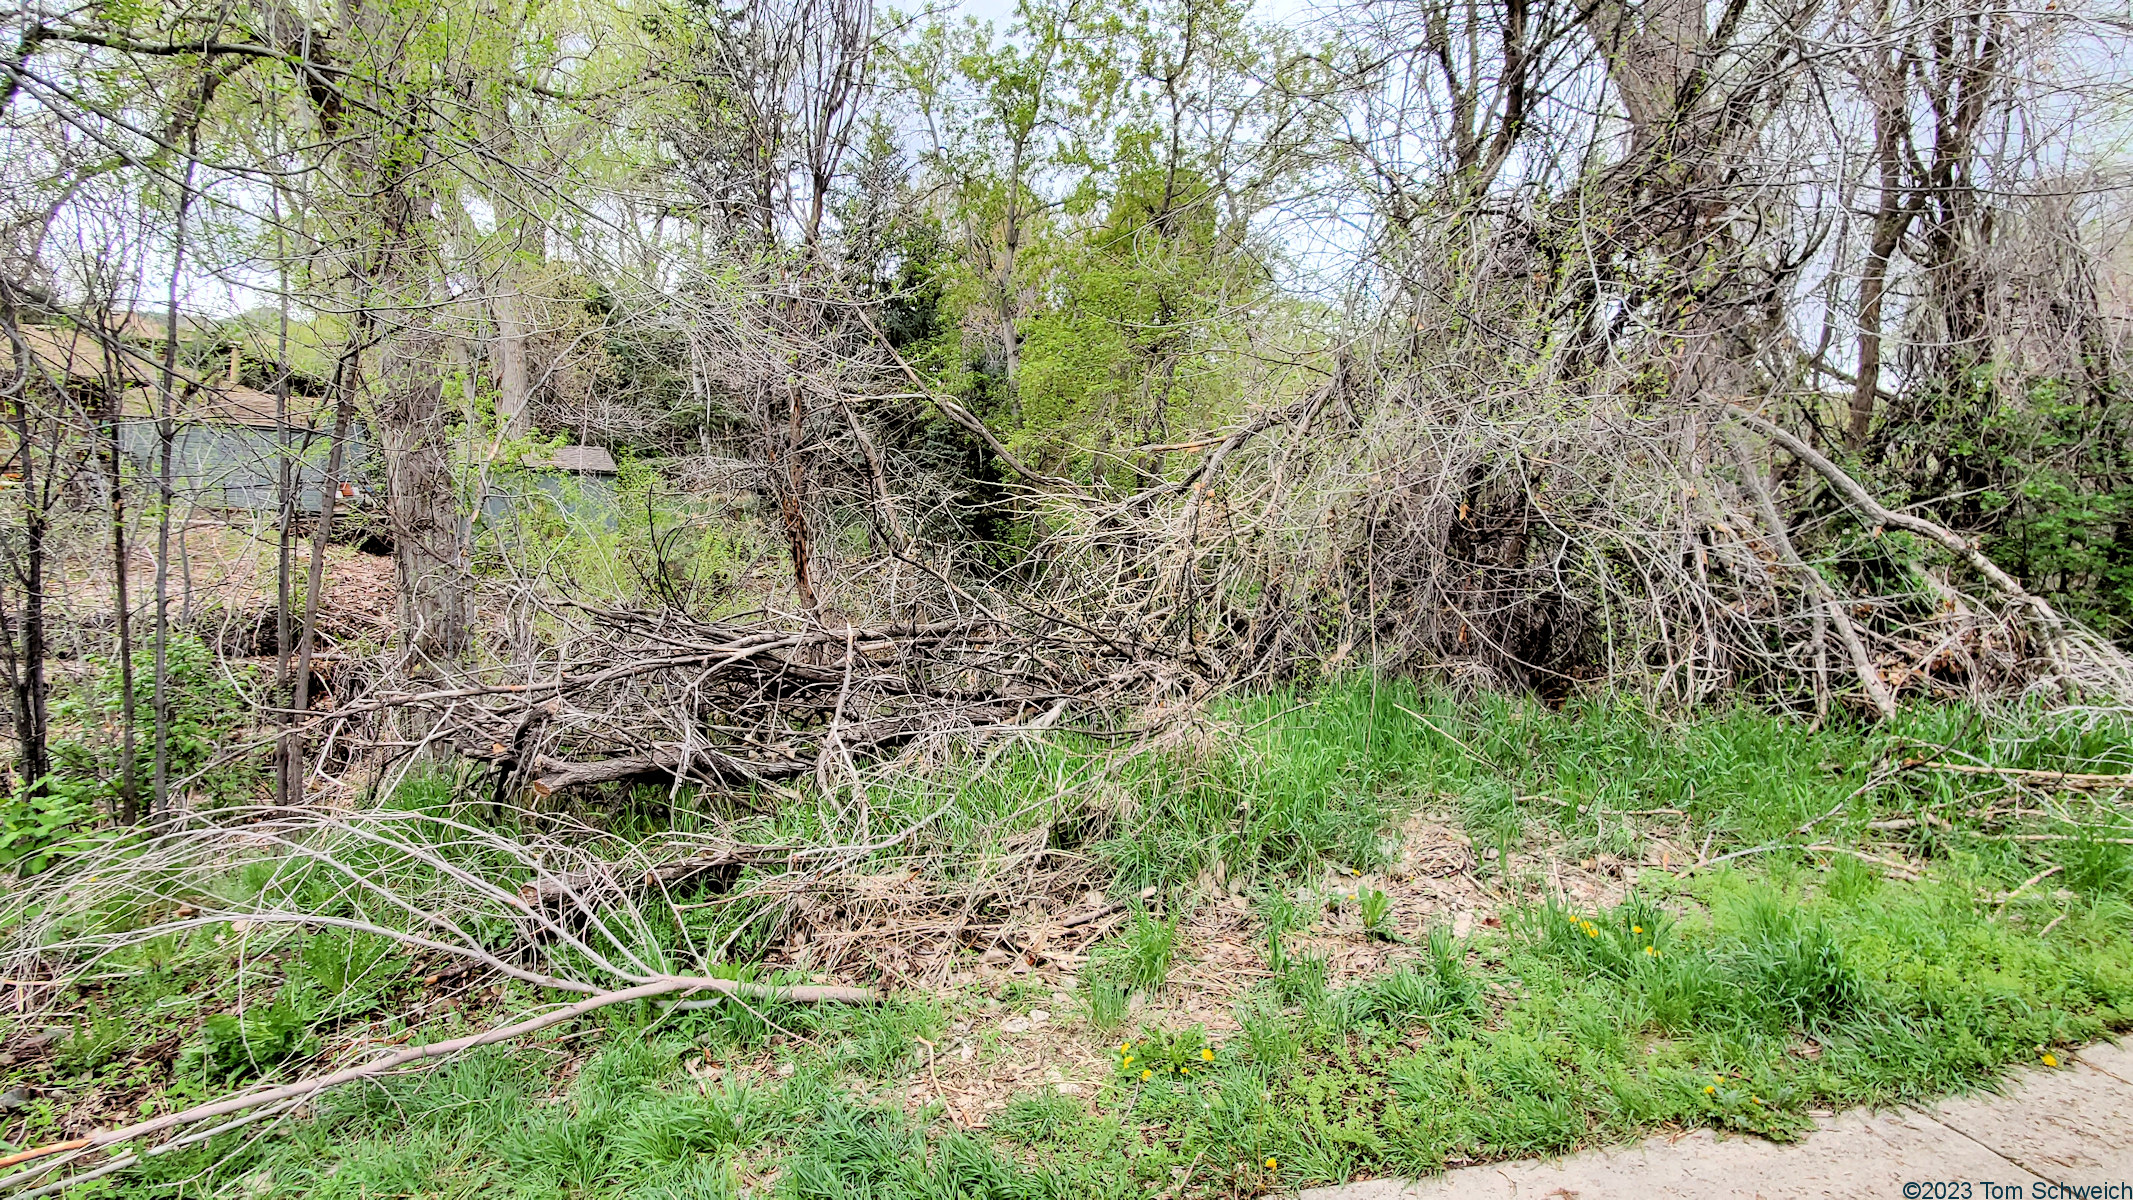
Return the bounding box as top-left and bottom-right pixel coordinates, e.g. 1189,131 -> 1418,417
185,995 -> 313,1083
813,997 -> 943,1075
57,1007 -> 139,1074
1359,885 -> 1393,937
991,1090 -> 1082,1145
1725,894 -> 1870,1031
48,634 -> 259,817
26,679 -> 2133,1199
1337,928 -> 1484,1034
2059,828 -> 2133,898
291,929 -> 408,1020
778,1101 -> 1052,1199
1085,979 -> 1130,1030
1096,906 -> 1178,996
609,1083 -> 771,1163
1260,887 -> 1308,957
1114,1026 -> 1211,1083
1237,997 -> 1301,1067
1824,853 -> 1883,903
0,788 -> 100,875
1271,947 -> 1329,1006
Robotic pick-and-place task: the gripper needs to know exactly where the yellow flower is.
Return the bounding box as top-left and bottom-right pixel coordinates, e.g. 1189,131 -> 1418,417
1182,1067 -> 1192,1075
1201,1047 -> 1215,1062
1587,928 -> 1598,938
1632,926 -> 1643,934
1751,1096 -> 1763,1105
1140,1069 -> 1152,1081
1119,1043 -> 1131,1053
2042,1053 -> 2059,1067
1264,1158 -> 1278,1170
1644,946 -> 1658,956
1123,1056 -> 1135,1067
1704,1085 -> 1715,1095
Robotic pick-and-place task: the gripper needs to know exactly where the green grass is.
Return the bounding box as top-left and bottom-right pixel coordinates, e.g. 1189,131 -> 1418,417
1095,907 -> 1180,996
8,679 -> 2133,1196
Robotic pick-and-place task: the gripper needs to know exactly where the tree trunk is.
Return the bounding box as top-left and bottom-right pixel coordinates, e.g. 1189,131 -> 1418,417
340,0 -> 471,662
151,367 -> 175,815
997,138 -> 1025,414
272,227 -> 295,810
1850,67 -> 1917,449
773,378 -> 819,612
151,154 -> 198,817
380,369 -> 472,658
288,338 -> 360,794
2,375 -> 50,797
102,374 -> 139,822
491,289 -> 532,439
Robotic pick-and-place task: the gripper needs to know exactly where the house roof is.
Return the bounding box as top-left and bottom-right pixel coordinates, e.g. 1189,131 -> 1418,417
543,444 -> 618,474
0,326 -> 328,429
4,326 -> 161,387
103,312 -> 214,341
118,386 -> 332,430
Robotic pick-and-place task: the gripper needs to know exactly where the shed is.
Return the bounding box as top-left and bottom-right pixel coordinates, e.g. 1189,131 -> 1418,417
10,320 -> 621,522
114,385 -> 367,515
542,444 -> 618,474
479,444 -> 622,525
4,322 -> 366,514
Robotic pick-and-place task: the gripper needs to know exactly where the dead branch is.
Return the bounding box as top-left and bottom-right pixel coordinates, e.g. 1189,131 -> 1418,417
517,845 -> 790,906
1728,429 -> 1897,719
1730,406 -> 2133,699
848,304 -> 1087,493
0,974 -> 870,1193
1912,760 -> 2133,789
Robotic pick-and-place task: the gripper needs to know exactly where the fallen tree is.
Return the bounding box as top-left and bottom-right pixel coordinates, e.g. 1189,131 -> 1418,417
0,801 -> 894,1193
0,973 -> 872,1193
256,597 -> 1132,809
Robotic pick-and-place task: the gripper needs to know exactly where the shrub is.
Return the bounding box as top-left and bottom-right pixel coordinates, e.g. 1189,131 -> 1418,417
48,633 -> 259,817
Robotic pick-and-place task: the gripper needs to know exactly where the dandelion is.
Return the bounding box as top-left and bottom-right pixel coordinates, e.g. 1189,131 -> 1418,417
1182,1067 -> 1192,1075
1119,1043 -> 1132,1053
1123,1056 -> 1135,1067
1704,1086 -> 1716,1095
1644,946 -> 1658,956
1141,1069 -> 1153,1081
1264,1158 -> 1278,1170
1201,1048 -> 1215,1062
1632,926 -> 1643,934
2043,1053 -> 2059,1068
1751,1096 -> 1763,1105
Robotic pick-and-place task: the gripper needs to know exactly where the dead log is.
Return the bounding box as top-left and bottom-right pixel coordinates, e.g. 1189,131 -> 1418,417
526,749 -> 811,796
520,711 -> 1020,799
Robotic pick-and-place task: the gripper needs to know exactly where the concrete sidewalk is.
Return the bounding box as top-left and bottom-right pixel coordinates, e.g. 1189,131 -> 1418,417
1303,1042 -> 2133,1200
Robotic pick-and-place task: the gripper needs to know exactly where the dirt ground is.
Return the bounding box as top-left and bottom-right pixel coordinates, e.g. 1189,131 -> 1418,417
49,519 -> 396,655
853,813 -> 1651,1127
